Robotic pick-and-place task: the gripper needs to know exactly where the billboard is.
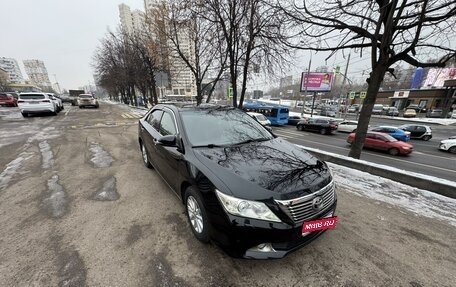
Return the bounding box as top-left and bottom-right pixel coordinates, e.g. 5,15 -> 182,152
300,72 -> 334,92
423,68 -> 456,88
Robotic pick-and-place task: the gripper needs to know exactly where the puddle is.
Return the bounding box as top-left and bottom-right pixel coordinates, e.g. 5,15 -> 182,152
0,152 -> 34,190
89,142 -> 114,168
39,141 -> 54,169
43,175 -> 68,218
93,177 -> 119,201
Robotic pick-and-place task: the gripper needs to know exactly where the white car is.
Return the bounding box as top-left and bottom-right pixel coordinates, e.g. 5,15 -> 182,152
337,121 -> 358,133
78,94 -> 99,108
18,92 -> 58,117
47,93 -> 63,112
439,137 -> 456,154
247,112 -> 271,126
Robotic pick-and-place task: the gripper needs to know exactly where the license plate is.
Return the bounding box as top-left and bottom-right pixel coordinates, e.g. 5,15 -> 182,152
302,216 -> 338,234
30,101 -> 39,104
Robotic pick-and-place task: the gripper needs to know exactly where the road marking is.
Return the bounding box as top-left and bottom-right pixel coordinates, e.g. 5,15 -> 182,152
277,133 -> 456,174
121,112 -> 143,119
413,151 -> 456,160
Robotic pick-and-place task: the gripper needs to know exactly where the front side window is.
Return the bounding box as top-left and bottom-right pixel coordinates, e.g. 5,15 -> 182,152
159,112 -> 177,136
147,110 -> 163,131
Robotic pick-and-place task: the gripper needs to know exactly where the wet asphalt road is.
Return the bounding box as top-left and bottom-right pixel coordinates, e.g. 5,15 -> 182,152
0,103 -> 455,287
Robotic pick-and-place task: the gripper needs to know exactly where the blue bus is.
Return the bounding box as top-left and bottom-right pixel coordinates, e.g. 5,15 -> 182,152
242,102 -> 289,125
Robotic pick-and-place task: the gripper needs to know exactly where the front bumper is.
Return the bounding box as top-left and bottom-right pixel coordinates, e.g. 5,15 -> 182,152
208,200 -> 337,259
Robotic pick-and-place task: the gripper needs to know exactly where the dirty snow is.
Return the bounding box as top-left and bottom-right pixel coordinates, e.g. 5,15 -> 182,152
0,152 -> 34,190
39,141 -> 54,169
27,127 -> 61,144
93,177 -> 119,201
89,142 -> 114,168
329,163 -> 456,227
43,175 -> 68,218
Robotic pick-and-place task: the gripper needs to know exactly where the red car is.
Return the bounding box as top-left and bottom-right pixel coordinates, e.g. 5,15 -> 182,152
347,131 -> 413,155
0,93 -> 18,107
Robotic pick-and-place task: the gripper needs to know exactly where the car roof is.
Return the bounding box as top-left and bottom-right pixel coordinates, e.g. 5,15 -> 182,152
19,92 -> 48,95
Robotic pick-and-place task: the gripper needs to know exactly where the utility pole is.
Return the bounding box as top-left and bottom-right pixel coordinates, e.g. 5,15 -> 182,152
53,74 -> 61,94
302,52 -> 313,117
340,53 -> 351,119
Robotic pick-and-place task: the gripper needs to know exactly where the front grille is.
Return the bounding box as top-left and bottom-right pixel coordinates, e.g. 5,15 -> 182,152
275,181 -> 335,223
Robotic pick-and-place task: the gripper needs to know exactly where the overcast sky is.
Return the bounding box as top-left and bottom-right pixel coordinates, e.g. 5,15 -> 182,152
0,0 -> 388,92
0,0 -> 144,90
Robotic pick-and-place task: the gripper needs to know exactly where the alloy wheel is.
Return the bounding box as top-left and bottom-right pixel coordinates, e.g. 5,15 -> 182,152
187,196 -> 204,234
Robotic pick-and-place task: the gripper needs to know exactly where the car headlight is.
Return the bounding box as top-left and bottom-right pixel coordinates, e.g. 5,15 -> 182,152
215,189 -> 281,222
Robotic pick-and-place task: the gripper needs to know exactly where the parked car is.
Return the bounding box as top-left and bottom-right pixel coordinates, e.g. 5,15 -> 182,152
58,94 -> 72,103
438,137 -> 456,154
427,109 -> 443,118
287,115 -> 306,126
406,104 -> 427,113
247,112 -> 271,126
403,109 -> 417,118
447,111 -> 456,119
398,124 -> 432,141
347,106 -> 357,113
47,93 -> 63,112
347,131 -> 413,155
297,118 -> 338,135
319,109 -> 336,117
386,107 -> 399,116
17,92 -> 58,117
370,126 -> 410,142
337,121 -> 359,133
138,105 -> 337,258
372,104 -> 384,115
78,94 -> 99,108
0,93 -> 18,107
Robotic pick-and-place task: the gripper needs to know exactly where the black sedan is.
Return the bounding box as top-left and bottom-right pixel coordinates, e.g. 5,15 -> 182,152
296,118 -> 338,135
138,105 -> 337,259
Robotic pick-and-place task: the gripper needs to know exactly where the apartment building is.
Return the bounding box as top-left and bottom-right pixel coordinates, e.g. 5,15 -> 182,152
23,59 -> 52,88
0,57 -> 24,83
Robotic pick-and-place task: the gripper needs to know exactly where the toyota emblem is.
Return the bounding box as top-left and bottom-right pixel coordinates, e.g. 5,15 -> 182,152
312,196 -> 323,211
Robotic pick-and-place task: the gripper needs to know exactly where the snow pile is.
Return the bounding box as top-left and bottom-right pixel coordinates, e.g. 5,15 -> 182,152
39,141 -> 54,169
89,142 -> 114,168
0,152 -> 34,190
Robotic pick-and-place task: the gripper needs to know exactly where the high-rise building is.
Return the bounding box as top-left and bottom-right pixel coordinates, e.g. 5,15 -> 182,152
119,3 -> 145,34
168,25 -> 196,96
23,59 -> 52,88
0,57 -> 24,83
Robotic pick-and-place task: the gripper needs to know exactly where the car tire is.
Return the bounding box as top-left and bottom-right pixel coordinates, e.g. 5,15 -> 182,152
422,135 -> 431,141
21,112 -> 28,118
297,125 -> 304,131
140,142 -> 153,169
79,106 -> 83,109
388,148 -> 399,156
449,146 -> 456,154
320,128 -> 327,135
185,186 -> 210,243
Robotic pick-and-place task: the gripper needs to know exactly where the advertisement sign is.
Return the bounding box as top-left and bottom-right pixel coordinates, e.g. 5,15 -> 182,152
423,68 -> 456,88
392,91 -> 409,98
300,72 -> 334,92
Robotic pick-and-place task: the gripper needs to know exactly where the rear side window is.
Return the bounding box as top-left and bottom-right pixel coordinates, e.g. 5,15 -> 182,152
147,110 -> 163,130
19,94 -> 45,100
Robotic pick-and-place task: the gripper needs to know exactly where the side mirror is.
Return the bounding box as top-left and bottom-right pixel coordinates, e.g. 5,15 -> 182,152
157,135 -> 177,147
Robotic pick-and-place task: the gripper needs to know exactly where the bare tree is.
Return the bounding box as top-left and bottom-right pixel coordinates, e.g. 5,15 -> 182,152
155,0 -> 228,105
206,0 -> 292,107
281,0 -> 456,158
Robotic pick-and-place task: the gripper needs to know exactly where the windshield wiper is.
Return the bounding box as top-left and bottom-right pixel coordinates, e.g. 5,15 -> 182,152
232,138 -> 271,146
192,144 -> 226,148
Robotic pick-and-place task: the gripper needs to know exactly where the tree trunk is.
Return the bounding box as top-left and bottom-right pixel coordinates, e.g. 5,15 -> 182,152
348,65 -> 388,159
196,81 -> 203,105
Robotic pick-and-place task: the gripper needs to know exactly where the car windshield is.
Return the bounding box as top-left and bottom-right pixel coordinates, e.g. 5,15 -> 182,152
180,108 -> 273,147
19,94 -> 45,99
255,114 -> 267,121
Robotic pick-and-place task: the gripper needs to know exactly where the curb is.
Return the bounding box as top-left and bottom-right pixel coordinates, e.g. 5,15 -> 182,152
298,145 -> 456,199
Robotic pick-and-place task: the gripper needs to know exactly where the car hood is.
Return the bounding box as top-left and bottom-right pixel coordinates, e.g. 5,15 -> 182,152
193,138 -> 331,201
440,139 -> 456,144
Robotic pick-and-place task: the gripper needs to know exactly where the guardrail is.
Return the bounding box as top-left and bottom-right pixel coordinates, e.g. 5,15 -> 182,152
299,145 -> 456,199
